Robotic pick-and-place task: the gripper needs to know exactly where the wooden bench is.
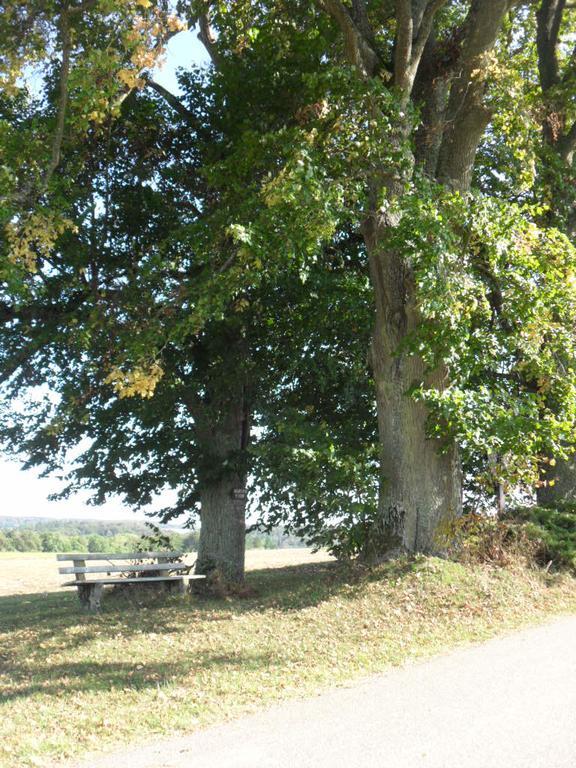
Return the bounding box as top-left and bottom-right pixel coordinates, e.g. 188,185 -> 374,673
57,551 -> 206,611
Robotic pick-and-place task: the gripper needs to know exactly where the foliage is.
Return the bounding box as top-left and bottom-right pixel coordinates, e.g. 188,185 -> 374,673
0,519 -> 303,553
386,185 -> 576,493
444,505 -> 576,573
444,513 -> 540,569
251,244 -> 378,559
505,505 -> 576,572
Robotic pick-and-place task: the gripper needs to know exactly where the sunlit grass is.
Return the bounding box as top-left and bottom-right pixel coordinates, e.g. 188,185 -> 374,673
1,555 -> 575,767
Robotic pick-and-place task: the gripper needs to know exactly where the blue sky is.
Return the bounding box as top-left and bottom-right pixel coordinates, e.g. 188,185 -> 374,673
153,28 -> 208,91
1,29 -> 208,521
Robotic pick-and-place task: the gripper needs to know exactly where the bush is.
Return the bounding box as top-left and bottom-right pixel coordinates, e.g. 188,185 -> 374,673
446,513 -> 539,568
504,506 -> 576,572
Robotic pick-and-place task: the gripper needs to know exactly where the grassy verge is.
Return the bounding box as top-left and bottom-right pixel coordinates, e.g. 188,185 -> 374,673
1,556 -> 575,767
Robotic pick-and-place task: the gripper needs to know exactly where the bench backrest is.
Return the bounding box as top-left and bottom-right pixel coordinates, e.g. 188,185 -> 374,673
57,551 -> 188,582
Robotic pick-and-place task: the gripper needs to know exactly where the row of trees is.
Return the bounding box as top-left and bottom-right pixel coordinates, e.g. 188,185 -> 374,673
0,525 -> 299,552
0,530 -> 149,553
1,1 -> 576,583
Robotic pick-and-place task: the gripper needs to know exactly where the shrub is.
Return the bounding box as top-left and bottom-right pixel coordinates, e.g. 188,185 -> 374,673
504,506 -> 576,572
446,513 -> 539,568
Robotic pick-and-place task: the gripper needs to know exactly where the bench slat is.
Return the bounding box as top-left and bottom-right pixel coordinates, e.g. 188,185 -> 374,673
62,575 -> 206,586
56,551 -> 184,562
59,563 -> 189,575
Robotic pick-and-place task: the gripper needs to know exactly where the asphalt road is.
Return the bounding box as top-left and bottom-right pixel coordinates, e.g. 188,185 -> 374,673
74,615 -> 576,768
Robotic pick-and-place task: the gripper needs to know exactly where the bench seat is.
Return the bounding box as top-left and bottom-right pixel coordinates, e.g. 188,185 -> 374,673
61,575 -> 206,586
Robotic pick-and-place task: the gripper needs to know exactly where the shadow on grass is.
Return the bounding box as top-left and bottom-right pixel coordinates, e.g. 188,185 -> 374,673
242,558 -> 417,611
1,557 -> 418,621
1,646 -> 281,703
0,558 -> 419,680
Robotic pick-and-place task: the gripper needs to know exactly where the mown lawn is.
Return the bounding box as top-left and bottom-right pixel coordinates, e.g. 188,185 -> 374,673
1,555 -> 575,768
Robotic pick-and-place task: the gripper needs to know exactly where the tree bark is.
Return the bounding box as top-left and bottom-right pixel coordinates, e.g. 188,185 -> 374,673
364,215 -> 461,555
193,360 -> 251,584
196,472 -> 247,583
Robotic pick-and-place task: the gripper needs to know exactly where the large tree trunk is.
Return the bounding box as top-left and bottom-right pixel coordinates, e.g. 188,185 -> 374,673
365,220 -> 462,556
197,472 -> 247,583
193,370 -> 250,584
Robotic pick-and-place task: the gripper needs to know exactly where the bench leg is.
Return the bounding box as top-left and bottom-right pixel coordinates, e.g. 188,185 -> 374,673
78,584 -> 103,611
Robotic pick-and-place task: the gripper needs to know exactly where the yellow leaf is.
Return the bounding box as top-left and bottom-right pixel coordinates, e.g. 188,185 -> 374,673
117,68 -> 138,88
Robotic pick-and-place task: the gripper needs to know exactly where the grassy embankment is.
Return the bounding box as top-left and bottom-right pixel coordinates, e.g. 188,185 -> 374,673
0,549 -> 575,768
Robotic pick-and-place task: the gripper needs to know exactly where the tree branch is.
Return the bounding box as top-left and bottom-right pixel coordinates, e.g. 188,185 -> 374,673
68,0 -> 99,17
558,119 -> 576,162
536,0 -> 566,91
319,0 -> 380,76
436,0 -> 511,189
394,0 -> 413,91
0,291 -> 88,326
194,4 -> 221,68
409,0 -> 447,80
143,76 -> 196,122
143,76 -> 213,142
39,8 -> 71,195
395,0 -> 447,97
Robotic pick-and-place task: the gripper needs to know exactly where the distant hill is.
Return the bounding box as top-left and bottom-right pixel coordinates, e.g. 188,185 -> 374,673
0,516 -> 185,534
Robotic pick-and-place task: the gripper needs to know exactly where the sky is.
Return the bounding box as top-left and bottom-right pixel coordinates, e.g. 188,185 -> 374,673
1,28 -> 208,521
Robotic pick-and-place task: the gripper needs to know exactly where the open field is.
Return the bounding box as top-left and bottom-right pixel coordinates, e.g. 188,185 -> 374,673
0,549 -> 332,597
1,550 -> 575,768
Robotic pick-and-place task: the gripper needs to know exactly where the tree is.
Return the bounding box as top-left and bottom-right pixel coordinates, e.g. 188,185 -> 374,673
3,0 -> 576,571
305,3 -> 576,546
87,534 -> 108,553
10,529 -> 42,552
467,1 -> 576,508
40,532 -> 68,552
312,1 -> 524,552
0,6 -> 370,581
532,0 -> 576,505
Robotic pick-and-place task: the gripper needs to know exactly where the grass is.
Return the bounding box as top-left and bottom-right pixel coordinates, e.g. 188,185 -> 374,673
0,552 -> 575,768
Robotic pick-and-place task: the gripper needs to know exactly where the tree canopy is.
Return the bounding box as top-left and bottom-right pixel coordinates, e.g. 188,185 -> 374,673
2,0 -> 576,580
